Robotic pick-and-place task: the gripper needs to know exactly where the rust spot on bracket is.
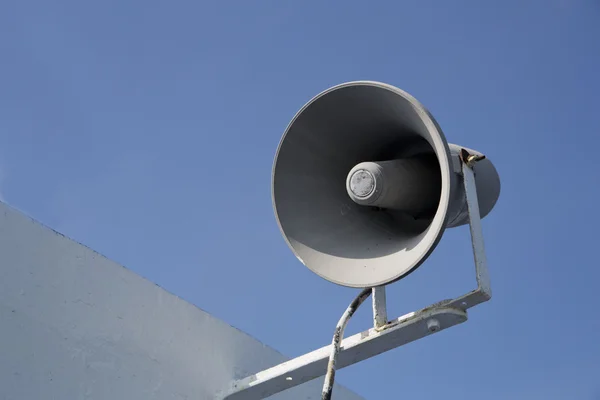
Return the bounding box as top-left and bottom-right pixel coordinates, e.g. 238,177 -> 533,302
459,148 -> 486,168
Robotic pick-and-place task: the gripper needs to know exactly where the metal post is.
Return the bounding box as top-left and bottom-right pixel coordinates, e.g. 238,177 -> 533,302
448,151 -> 491,310
372,286 -> 388,330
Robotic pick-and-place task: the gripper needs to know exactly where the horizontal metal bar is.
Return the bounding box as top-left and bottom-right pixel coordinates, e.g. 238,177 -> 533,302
222,305 -> 467,400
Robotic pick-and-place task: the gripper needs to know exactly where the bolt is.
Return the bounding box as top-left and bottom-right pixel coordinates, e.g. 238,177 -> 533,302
427,318 -> 440,333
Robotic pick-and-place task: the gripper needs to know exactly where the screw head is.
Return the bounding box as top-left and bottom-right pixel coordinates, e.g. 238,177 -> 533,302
427,318 -> 441,332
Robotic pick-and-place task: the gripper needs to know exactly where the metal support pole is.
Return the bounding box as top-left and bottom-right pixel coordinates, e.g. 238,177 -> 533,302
448,150 -> 491,310
372,286 -> 388,330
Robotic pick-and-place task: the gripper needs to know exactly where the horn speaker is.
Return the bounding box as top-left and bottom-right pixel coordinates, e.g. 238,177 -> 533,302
272,81 -> 500,288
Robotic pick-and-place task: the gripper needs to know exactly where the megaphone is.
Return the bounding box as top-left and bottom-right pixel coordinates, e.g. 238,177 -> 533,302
272,81 -> 500,288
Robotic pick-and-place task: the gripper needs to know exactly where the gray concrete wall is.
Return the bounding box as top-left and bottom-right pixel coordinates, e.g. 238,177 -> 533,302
0,202 -> 364,400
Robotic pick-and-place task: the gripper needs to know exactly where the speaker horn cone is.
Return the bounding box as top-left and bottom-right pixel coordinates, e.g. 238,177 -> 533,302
272,81 -> 500,288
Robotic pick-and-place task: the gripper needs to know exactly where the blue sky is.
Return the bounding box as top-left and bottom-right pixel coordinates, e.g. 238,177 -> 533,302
1,1 -> 600,399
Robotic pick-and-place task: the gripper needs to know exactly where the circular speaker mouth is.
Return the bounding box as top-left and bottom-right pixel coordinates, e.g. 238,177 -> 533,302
272,81 -> 454,288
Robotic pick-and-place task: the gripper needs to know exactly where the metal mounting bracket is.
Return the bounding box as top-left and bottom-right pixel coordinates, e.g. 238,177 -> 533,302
221,154 -> 490,400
